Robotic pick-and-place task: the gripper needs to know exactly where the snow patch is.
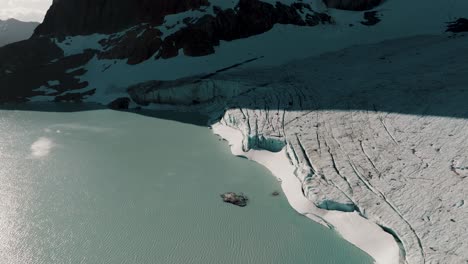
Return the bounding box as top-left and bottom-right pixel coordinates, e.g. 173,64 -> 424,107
47,80 -> 60,86
54,34 -> 107,56
33,86 -> 56,95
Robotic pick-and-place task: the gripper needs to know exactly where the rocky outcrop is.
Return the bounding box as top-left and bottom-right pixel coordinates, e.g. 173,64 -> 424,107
323,0 -> 384,11
446,18 -> 468,33
0,0 -> 334,103
101,0 -> 333,63
221,192 -> 249,207
158,0 -> 332,58
34,0 -> 209,36
361,11 -> 381,26
0,38 -> 94,102
0,0 -> 333,101
108,97 -> 131,110
98,25 -> 163,65
0,38 -> 62,75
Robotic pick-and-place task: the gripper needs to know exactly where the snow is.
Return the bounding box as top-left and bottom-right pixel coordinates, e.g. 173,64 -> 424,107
200,34 -> 467,264
27,1 -> 468,263
158,9 -> 214,37
210,0 -> 238,10
34,85 -> 56,95
54,34 -> 107,56
212,122 -> 400,264
47,80 -> 60,86
129,32 -> 468,264
28,95 -> 55,102
45,0 -> 468,105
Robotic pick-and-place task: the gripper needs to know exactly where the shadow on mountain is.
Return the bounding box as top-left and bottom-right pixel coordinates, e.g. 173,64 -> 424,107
0,34 -> 467,126
183,34 -> 468,121
0,102 -> 209,127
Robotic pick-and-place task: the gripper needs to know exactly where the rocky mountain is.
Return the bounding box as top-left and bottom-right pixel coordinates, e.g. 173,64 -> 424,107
34,0 -> 210,36
323,0 -> 383,10
1,0 -> 468,263
35,0 -> 379,37
0,18 -> 39,47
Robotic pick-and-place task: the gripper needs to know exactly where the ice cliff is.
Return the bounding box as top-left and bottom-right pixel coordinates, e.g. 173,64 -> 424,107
130,34 -> 468,264
1,0 -> 468,263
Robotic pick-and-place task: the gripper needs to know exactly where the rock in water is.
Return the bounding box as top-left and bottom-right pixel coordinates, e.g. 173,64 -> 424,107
220,192 -> 248,207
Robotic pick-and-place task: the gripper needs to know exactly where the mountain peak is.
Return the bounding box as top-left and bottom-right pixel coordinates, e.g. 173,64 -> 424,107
0,19 -> 39,47
34,0 -> 210,36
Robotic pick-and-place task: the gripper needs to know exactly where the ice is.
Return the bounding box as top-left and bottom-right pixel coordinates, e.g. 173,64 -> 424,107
28,1 -> 468,263
46,0 -> 468,106
131,33 -> 468,264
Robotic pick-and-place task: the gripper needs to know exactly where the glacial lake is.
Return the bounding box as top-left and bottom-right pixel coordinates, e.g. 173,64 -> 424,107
0,106 -> 372,264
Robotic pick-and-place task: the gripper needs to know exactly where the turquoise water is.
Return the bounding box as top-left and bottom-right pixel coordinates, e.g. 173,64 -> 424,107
0,107 -> 372,264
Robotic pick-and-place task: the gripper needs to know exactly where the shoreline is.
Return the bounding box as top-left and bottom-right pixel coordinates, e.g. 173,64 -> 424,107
211,118 -> 401,264
15,101 -> 402,263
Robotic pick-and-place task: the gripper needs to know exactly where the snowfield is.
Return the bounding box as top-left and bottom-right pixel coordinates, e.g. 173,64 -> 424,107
39,0 -> 468,106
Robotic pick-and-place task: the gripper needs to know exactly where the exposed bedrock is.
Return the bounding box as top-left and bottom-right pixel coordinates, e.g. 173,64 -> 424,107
98,25 -> 163,65
361,11 -> 381,26
34,0 -> 209,36
0,0 -> 333,101
0,38 -> 62,74
108,97 -> 131,110
221,192 -> 249,207
100,0 -> 333,63
323,0 -> 384,10
0,38 -> 95,102
446,18 -> 468,33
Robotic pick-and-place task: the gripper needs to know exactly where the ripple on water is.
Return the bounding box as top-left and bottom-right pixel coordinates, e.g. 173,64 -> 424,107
0,109 -> 373,264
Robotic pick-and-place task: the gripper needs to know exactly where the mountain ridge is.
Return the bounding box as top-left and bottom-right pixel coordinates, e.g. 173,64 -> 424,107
34,0 -> 379,37
0,18 -> 39,47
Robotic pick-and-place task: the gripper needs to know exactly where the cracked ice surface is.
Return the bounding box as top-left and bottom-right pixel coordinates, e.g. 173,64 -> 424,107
129,33 -> 468,263
128,34 -> 468,264
210,35 -> 468,264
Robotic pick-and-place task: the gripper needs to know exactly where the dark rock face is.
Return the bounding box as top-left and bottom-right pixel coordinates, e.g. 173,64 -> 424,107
221,192 -> 248,207
446,18 -> 468,33
0,38 -> 62,75
99,25 -> 163,65
34,0 -> 209,36
108,97 -> 131,109
323,0 -> 384,11
361,11 -> 381,26
103,0 -> 332,63
0,38 -> 95,103
1,0 -> 334,102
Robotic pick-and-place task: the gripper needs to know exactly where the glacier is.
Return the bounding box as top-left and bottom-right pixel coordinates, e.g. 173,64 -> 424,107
129,33 -> 468,264
8,0 -> 468,263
